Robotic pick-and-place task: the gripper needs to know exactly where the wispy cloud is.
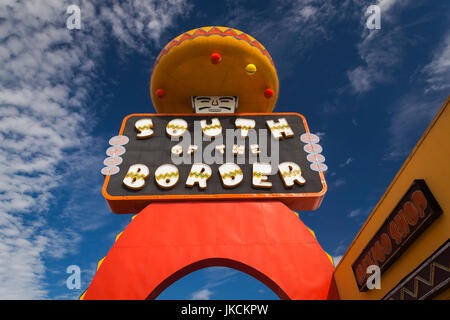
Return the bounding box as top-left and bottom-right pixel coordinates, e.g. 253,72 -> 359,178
98,0 -> 191,53
190,288 -> 214,300
334,241 -> 348,254
384,95 -> 443,160
203,267 -> 239,289
223,0 -> 345,78
330,178 -> 346,189
0,0 -> 188,299
315,132 -> 326,140
332,240 -> 348,266
385,30 -> 450,160
347,0 -> 412,93
339,157 -> 354,167
0,0 -> 97,299
332,255 -> 343,266
348,208 -> 363,218
343,1 -> 450,160
423,33 -> 450,93
187,267 -> 238,300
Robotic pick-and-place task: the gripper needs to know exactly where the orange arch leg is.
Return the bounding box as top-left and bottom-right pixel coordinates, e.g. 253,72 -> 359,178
83,201 -> 337,300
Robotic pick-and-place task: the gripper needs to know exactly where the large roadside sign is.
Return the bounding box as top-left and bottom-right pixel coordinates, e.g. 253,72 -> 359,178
101,113 -> 327,213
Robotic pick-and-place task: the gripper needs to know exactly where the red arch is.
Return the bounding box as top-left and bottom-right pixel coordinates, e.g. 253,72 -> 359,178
146,258 -> 289,300
83,200 -> 338,300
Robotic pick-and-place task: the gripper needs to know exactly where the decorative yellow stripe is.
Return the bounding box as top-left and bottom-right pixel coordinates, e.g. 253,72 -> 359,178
307,227 -> 316,239
202,124 -> 222,131
155,172 -> 179,180
137,125 -> 152,131
221,170 -> 243,179
303,222 -> 335,267
325,252 -> 334,267
115,232 -> 123,242
155,27 -> 274,67
97,257 -> 105,271
281,170 -> 301,178
125,172 -> 146,180
167,124 -> 187,130
269,124 -> 290,131
400,262 -> 450,300
189,171 -> 211,179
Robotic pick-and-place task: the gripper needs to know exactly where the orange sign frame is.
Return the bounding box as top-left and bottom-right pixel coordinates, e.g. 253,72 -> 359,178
102,113 -> 327,213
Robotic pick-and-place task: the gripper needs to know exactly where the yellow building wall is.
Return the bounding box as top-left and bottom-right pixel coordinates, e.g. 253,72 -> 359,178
334,96 -> 450,300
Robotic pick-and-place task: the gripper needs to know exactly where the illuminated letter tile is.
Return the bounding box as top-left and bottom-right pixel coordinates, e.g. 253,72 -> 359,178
266,118 -> 294,140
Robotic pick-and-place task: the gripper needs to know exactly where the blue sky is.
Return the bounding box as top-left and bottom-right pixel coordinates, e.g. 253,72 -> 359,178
0,0 -> 449,300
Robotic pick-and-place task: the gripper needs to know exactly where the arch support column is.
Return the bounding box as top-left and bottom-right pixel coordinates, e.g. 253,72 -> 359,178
83,200 -> 337,300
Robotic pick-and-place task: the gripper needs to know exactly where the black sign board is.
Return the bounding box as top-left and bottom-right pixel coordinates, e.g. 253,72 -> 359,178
102,113 -> 327,213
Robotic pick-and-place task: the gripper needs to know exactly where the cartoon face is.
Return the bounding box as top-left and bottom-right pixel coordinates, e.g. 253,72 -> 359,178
192,96 -> 238,113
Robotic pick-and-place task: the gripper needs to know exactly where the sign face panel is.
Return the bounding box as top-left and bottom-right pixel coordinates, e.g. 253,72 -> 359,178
102,113 -> 327,213
352,180 -> 443,291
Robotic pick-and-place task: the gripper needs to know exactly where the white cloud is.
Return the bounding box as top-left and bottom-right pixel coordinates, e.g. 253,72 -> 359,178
348,208 -> 362,218
334,241 -> 348,255
332,255 -> 343,267
385,30 -> 450,160
203,267 -> 238,289
298,5 -> 318,20
331,178 -> 346,189
377,0 -> 398,14
384,95 -> 442,160
0,0 -> 187,299
347,28 -> 403,93
331,241 -> 348,266
0,0 -> 91,299
315,132 -> 326,139
423,34 -> 450,93
347,65 -> 372,93
186,267 -> 239,300
339,157 -> 354,168
223,0 -> 343,78
99,0 -> 191,52
190,288 -> 214,300
347,0 -> 411,93
0,213 -> 46,299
